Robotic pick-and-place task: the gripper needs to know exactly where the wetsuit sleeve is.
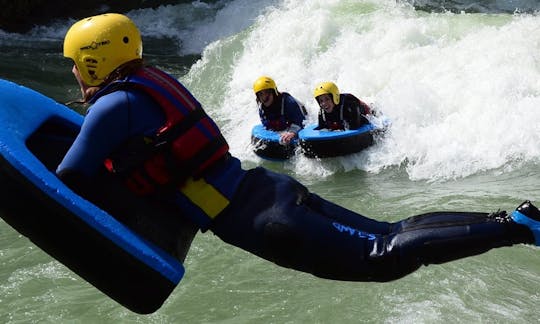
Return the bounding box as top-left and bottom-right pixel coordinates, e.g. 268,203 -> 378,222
57,91 -> 134,177
257,104 -> 268,127
282,94 -> 306,133
346,105 -> 361,130
315,111 -> 325,130
57,90 -> 165,177
344,94 -> 369,130
56,90 -> 196,259
358,98 -> 371,115
56,91 -> 136,230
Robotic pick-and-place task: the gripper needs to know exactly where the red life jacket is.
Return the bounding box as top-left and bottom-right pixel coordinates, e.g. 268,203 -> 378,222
266,119 -> 290,131
327,121 -> 344,130
97,66 -> 229,195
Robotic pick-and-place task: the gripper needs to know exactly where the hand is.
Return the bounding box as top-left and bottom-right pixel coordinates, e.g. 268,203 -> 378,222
279,131 -> 296,144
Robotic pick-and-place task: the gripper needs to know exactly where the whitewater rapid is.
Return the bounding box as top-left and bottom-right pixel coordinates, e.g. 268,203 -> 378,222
180,0 -> 540,181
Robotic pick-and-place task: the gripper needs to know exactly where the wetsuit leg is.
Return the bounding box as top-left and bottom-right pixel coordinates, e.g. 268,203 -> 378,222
383,211 -> 534,281
211,167 -> 534,282
211,167 -> 394,280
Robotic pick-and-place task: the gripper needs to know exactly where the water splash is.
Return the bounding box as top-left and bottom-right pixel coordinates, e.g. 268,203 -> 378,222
184,0 -> 540,181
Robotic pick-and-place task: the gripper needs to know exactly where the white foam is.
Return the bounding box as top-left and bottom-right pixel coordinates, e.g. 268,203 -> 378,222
185,0 -> 540,181
129,0 -> 279,55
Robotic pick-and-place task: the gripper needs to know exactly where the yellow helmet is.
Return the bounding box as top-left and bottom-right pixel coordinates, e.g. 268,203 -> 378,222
63,13 -> 143,87
314,81 -> 340,105
253,76 -> 278,95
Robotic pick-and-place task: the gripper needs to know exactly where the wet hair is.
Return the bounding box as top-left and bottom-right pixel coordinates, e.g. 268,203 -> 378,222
82,59 -> 145,103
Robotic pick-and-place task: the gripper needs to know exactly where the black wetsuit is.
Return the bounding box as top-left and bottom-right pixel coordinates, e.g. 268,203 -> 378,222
211,167 -> 534,281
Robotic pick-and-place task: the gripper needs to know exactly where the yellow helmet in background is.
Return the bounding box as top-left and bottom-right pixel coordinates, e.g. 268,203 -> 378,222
314,81 -> 340,105
253,76 -> 278,95
63,13 -> 143,87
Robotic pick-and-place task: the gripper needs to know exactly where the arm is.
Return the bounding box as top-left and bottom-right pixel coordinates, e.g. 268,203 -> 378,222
57,90 -> 197,259
358,98 -> 371,115
56,90 -> 140,228
283,94 -> 306,131
344,94 -> 370,130
257,104 -> 269,127
314,111 -> 325,130
57,92 -> 133,177
279,94 -> 306,143
57,90 -> 166,176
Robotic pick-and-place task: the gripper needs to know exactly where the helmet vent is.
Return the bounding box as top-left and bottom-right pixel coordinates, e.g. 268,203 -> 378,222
84,58 -> 98,76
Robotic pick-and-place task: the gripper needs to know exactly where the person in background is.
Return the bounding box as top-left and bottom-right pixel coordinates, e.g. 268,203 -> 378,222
314,81 -> 371,130
253,76 -> 306,144
58,13 -> 540,288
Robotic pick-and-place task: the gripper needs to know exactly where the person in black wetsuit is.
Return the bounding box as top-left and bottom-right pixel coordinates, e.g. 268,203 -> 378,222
58,13 -> 540,284
314,81 -> 372,131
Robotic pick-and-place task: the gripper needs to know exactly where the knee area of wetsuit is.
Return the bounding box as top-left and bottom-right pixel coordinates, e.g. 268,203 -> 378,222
263,222 -> 298,246
262,222 -> 303,266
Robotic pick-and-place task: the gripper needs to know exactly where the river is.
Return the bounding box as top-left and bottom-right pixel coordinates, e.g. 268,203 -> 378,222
1,0 -> 540,322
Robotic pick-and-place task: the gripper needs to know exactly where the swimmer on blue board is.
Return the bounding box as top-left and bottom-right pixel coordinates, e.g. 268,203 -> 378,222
253,76 -> 307,144
57,13 -> 540,284
314,81 -> 372,131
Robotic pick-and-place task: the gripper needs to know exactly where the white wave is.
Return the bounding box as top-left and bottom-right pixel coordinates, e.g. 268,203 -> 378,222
129,0 -> 280,55
185,0 -> 540,181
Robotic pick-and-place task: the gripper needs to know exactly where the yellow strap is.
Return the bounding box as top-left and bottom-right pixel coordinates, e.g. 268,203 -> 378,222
179,177 -> 229,218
